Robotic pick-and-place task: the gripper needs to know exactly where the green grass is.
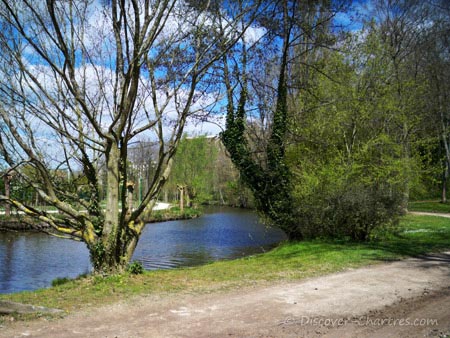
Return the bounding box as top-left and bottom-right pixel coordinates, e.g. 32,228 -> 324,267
0,214 -> 449,320
408,200 -> 450,213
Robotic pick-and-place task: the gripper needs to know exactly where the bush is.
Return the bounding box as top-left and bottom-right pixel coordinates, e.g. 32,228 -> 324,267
289,133 -> 411,241
127,261 -> 144,275
51,277 -> 71,287
294,183 -> 404,241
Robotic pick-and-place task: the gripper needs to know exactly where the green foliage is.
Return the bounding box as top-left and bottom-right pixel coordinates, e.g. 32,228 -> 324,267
409,137 -> 447,201
51,277 -> 71,287
146,206 -> 201,222
289,131 -> 407,242
172,136 -> 216,203
163,135 -> 246,206
222,13 -> 428,241
89,241 -> 106,272
408,200 -> 450,213
222,180 -> 254,208
286,35 -> 414,240
127,261 -> 144,275
294,183 -> 404,240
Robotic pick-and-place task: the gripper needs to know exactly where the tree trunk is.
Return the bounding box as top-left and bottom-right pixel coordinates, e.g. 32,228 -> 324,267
219,188 -> 225,205
90,142 -> 125,273
4,174 -> 11,217
92,142 -> 145,274
442,164 -> 448,203
87,219 -> 143,274
127,183 -> 134,213
185,188 -> 191,207
178,185 -> 184,212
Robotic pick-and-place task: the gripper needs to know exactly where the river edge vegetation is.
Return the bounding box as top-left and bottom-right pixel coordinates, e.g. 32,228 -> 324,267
1,212 -> 449,323
0,206 -> 201,233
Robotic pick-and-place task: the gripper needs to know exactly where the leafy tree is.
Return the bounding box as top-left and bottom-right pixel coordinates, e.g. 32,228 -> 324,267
364,0 -> 450,203
161,135 -> 250,206
165,135 -> 218,204
287,34 -> 407,239
415,1 -> 450,201
221,0 -> 424,240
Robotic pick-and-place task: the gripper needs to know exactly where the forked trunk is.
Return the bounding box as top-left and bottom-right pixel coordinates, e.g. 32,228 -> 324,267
86,143 -> 144,274
87,219 -> 143,274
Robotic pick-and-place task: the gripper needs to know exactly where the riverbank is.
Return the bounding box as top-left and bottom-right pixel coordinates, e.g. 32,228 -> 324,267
0,214 -> 449,318
143,206 -> 201,223
2,252 -> 449,337
0,218 -> 50,232
0,204 -> 200,232
0,219 -> 34,232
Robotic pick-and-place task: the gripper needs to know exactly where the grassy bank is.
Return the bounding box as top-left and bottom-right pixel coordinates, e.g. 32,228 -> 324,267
408,200 -> 450,213
144,206 -> 201,223
1,214 -> 449,320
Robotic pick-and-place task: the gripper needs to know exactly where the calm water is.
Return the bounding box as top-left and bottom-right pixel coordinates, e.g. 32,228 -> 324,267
0,207 -> 286,293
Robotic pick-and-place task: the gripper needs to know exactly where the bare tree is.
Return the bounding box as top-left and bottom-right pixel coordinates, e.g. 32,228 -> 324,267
0,0 -> 257,273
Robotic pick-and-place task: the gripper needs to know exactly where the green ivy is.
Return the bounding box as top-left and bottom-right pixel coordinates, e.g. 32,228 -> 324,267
221,60 -> 297,238
127,261 -> 144,275
90,241 -> 106,272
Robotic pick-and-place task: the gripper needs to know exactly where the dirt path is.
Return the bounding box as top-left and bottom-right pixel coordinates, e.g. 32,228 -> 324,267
409,211 -> 450,218
1,253 -> 450,338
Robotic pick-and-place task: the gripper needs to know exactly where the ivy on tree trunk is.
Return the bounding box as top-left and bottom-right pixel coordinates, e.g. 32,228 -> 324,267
221,3 -> 299,238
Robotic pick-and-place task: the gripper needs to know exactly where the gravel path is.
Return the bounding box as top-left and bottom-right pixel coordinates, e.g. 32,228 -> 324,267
409,211 -> 450,218
1,252 -> 449,338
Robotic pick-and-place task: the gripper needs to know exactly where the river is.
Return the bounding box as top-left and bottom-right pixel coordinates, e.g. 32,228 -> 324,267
0,207 -> 286,294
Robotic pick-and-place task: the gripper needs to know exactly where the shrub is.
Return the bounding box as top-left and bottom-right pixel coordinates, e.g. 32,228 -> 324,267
127,261 -> 144,275
294,183 -> 404,241
51,277 -> 71,287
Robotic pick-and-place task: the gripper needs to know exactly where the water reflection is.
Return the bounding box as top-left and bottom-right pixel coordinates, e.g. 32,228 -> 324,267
0,207 -> 286,293
133,207 -> 286,270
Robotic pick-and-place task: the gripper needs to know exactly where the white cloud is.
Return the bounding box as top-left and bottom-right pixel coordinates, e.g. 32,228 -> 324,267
243,25 -> 266,44
183,113 -> 226,136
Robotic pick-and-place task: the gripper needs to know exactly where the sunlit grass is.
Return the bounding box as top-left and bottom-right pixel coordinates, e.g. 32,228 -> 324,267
408,200 -> 450,213
1,214 -> 449,320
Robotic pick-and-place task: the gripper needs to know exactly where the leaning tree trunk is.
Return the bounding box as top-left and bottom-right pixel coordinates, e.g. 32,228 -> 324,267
221,0 -> 298,239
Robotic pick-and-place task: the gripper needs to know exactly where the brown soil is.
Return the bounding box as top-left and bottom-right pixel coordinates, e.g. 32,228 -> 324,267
1,252 -> 449,338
